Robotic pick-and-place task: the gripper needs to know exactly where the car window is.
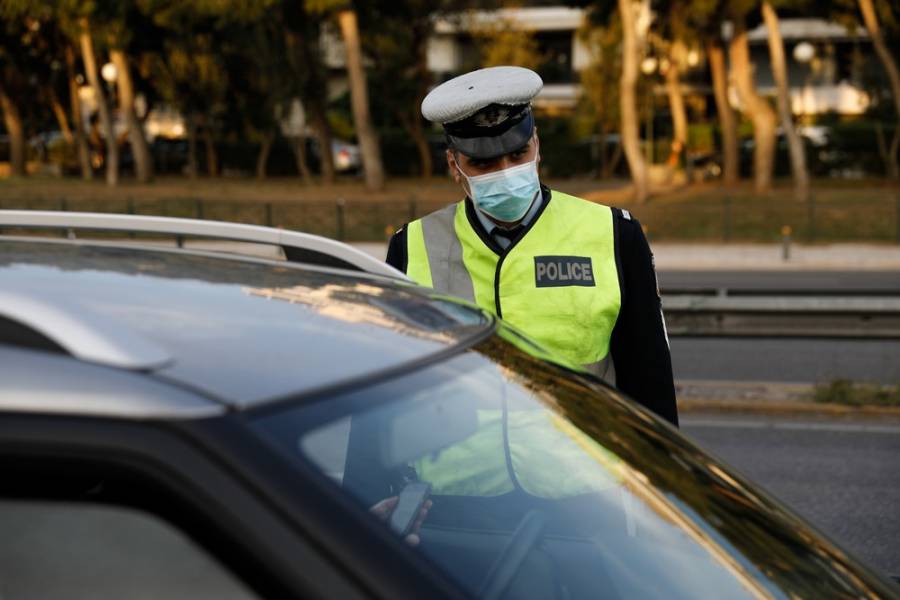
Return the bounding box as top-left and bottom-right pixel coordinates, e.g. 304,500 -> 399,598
0,501 -> 259,600
253,339 -> 765,600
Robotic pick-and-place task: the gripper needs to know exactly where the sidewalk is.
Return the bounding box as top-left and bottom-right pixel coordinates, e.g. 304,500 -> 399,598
352,242 -> 900,271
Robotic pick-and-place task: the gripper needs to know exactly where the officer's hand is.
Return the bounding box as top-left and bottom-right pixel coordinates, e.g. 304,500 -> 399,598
369,496 -> 433,547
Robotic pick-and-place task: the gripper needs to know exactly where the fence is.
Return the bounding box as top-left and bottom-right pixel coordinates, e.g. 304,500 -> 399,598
1,191 -> 899,243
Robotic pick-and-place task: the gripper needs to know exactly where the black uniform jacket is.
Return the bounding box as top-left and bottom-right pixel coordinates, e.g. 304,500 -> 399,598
386,188 -> 678,426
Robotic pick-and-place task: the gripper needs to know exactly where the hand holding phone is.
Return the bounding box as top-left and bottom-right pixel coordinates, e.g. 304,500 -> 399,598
388,482 -> 431,537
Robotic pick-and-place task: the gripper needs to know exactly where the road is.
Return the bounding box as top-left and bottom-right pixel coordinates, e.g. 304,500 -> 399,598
682,414 -> 900,578
671,337 -> 900,384
659,270 -> 900,293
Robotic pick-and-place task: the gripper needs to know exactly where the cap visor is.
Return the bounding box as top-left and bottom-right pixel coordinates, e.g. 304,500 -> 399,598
446,111 -> 534,160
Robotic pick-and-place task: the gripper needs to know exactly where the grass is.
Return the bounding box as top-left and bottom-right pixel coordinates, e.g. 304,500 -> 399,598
1,175 -> 898,243
812,379 -> 900,407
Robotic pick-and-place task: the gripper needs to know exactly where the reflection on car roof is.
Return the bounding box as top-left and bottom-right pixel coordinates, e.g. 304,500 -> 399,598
0,240 -> 490,410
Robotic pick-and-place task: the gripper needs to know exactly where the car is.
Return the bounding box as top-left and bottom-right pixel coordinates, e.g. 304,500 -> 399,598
0,211 -> 898,600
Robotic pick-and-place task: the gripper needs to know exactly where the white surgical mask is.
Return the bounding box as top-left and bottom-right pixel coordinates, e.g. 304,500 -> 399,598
456,159 -> 541,223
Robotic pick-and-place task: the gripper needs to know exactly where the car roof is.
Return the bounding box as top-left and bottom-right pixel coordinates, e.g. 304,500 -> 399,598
0,238 -> 491,416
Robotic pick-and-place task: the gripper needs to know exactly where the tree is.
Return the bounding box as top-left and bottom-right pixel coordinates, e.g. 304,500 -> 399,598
728,7 -> 777,193
857,0 -> 900,178
0,12 -> 32,177
475,17 -> 545,70
662,38 -> 689,173
308,0 -> 384,190
111,48 -> 153,182
761,0 -> 809,200
283,0 -> 337,183
141,0 -> 242,178
618,0 -> 650,202
359,1 -> 467,179
65,45 -> 92,179
77,15 -> 118,186
706,37 -> 739,184
681,0 -> 739,185
576,19 -> 625,179
336,7 -> 384,191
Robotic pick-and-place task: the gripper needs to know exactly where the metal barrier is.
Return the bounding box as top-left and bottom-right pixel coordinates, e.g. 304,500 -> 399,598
663,291 -> 900,339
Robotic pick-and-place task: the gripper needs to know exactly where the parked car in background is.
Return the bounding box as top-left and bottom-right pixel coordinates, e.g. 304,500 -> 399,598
0,212 -> 897,599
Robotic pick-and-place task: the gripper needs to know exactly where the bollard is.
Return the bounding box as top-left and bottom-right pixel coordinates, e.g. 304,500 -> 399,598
723,196 -> 732,242
806,194 -> 816,242
895,193 -> 900,245
781,225 -> 792,261
336,197 -> 346,241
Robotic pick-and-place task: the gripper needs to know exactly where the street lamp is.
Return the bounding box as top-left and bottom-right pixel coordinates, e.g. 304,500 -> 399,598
100,62 -> 118,83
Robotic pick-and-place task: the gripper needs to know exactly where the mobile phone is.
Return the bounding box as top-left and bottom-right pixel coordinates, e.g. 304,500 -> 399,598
389,482 -> 431,537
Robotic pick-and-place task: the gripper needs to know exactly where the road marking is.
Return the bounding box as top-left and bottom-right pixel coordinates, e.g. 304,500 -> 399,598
682,418 -> 900,434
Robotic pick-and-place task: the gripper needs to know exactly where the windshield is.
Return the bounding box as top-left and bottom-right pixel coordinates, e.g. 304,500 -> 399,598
252,328 -> 894,599
252,333 -> 782,599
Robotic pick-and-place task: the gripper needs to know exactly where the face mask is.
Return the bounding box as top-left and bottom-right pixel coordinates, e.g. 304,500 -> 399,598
456,158 -> 540,223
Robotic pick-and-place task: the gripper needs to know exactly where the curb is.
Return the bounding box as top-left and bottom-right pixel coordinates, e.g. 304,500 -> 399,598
676,379 -> 900,418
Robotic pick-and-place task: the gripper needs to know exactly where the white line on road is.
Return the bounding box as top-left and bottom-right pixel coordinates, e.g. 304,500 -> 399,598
681,418 -> 900,434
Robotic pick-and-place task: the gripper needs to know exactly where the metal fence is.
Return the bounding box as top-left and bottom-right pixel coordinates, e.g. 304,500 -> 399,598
1,192 -> 898,243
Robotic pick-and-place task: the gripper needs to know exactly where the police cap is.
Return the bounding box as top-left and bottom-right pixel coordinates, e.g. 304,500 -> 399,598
421,66 -> 543,160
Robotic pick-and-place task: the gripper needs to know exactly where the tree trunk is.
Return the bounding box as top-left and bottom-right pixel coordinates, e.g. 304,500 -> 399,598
308,99 -> 335,183
200,115 -> 218,177
256,131 -> 274,180
399,108 -> 433,179
707,39 -> 739,185
291,136 -> 313,184
337,9 -> 384,191
617,0 -> 648,202
762,1 -> 809,201
408,25 -> 433,178
110,49 -> 153,183
65,45 -> 92,181
288,26 -> 336,184
0,86 -> 26,177
186,111 -> 198,179
664,39 -> 689,175
49,88 -> 74,145
858,0 -> 900,179
79,19 -> 118,186
729,18 -> 776,193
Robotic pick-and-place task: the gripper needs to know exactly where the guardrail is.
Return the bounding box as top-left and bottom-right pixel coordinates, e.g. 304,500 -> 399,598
663,292 -> 900,338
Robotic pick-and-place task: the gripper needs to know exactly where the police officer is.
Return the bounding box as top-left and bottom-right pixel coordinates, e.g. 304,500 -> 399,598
387,66 -> 677,426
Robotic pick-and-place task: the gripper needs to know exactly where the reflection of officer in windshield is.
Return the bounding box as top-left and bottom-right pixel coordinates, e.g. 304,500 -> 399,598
387,66 -> 677,425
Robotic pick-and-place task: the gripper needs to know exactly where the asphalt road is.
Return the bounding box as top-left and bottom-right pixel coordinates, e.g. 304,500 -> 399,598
682,414 -> 900,578
659,270 -> 900,293
671,337 -> 900,384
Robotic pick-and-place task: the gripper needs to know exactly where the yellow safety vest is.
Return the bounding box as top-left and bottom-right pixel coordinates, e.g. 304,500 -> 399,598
405,190 -> 621,372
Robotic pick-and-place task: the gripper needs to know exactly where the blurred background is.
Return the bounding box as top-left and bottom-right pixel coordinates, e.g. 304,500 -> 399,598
0,0 -> 899,250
